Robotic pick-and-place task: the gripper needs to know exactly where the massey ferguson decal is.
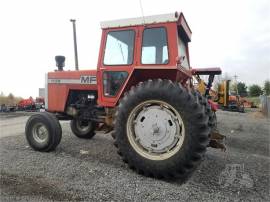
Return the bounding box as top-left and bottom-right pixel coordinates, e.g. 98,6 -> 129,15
80,75 -> 97,84
48,76 -> 97,85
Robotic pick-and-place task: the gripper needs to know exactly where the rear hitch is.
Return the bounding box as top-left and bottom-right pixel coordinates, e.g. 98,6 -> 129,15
208,130 -> 226,151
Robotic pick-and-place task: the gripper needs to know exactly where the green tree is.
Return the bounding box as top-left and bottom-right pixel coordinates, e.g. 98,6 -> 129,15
237,82 -> 248,97
249,84 -> 263,97
263,80 -> 270,96
230,82 -> 237,95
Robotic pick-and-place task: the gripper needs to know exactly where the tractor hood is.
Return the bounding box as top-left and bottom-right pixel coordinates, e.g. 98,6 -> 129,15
45,70 -> 98,111
47,70 -> 97,85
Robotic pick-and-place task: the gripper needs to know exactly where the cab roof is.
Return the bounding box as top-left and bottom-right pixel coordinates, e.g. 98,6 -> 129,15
100,12 -> 178,28
100,12 -> 192,42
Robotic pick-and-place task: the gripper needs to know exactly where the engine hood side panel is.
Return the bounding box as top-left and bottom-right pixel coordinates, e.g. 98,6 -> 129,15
46,70 -> 98,112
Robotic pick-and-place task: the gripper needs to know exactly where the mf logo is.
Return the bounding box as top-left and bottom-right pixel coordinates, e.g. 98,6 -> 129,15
80,76 -> 97,84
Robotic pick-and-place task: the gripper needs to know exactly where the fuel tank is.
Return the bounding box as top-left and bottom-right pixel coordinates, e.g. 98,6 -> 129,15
45,70 -> 98,112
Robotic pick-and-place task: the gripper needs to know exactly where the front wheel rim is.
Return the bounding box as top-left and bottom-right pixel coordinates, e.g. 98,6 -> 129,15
32,123 -> 49,144
126,100 -> 185,161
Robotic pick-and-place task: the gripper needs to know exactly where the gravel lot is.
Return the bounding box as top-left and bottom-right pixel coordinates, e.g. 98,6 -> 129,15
0,110 -> 269,201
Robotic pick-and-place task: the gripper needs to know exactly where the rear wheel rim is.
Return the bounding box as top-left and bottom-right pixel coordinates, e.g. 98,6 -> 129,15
32,123 -> 49,144
127,100 -> 185,161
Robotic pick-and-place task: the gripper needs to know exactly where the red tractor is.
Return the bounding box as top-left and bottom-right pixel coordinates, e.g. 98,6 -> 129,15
25,12 -> 223,180
18,97 -> 36,110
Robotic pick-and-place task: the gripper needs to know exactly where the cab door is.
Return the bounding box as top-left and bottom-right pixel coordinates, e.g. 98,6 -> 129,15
97,28 -> 136,107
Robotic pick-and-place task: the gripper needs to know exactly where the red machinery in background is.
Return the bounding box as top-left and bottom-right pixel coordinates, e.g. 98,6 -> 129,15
18,97 -> 35,110
17,97 -> 45,110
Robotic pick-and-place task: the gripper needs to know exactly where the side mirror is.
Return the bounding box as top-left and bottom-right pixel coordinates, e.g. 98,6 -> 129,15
176,56 -> 185,65
55,55 -> 65,71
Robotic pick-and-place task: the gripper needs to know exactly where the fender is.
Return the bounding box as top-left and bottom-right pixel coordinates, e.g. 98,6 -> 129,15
98,67 -> 192,107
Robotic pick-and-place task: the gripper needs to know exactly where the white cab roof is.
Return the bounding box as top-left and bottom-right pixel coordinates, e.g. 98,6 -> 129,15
100,12 -> 180,29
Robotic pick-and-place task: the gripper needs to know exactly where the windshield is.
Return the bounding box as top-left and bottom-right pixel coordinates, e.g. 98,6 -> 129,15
178,36 -> 189,69
103,30 -> 135,65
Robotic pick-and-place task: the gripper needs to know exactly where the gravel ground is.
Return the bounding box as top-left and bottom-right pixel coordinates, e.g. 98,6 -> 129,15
0,110 -> 269,201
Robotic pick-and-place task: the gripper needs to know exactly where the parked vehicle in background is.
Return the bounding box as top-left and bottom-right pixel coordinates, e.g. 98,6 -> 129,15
17,97 -> 35,111
17,97 -> 45,111
35,97 -> 45,110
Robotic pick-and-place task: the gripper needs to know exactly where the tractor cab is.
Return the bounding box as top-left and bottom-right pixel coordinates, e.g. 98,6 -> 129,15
97,12 -> 193,106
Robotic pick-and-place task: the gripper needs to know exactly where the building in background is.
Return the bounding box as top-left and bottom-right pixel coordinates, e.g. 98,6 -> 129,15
39,88 -> 45,98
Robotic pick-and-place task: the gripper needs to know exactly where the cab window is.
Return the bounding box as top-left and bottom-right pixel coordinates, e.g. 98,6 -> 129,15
141,27 -> 169,64
104,30 -> 135,65
178,36 -> 189,69
103,71 -> 128,96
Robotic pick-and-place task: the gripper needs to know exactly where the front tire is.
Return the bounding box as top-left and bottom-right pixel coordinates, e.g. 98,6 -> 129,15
114,79 -> 210,180
25,112 -> 62,152
70,119 -> 96,139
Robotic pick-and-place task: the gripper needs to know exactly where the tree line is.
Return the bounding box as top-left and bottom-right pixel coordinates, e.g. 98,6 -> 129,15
0,92 -> 23,106
233,80 -> 270,97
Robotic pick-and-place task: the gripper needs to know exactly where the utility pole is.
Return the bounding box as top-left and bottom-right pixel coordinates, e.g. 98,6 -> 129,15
70,19 -> 79,70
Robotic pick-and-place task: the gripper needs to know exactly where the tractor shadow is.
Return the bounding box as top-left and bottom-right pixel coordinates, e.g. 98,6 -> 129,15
56,131 -> 125,168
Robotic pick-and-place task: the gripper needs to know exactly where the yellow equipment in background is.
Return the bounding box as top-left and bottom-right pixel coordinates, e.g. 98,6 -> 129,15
194,78 -> 244,112
217,80 -> 230,107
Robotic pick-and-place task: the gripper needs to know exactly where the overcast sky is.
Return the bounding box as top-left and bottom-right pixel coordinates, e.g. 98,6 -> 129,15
0,0 -> 269,98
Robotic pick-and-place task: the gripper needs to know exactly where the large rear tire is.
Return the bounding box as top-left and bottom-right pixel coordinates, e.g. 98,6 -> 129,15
193,91 -> 217,131
70,119 -> 97,139
25,112 -> 62,152
113,79 -> 210,180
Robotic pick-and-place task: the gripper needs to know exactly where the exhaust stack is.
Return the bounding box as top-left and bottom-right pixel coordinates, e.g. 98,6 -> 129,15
70,19 -> 79,70
55,56 -> 65,71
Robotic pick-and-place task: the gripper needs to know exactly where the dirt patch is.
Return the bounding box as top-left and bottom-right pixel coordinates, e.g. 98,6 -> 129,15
0,171 -> 82,201
248,110 -> 266,119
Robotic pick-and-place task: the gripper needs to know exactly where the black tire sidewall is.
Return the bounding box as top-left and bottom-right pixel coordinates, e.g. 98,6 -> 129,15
115,80 -> 210,178
43,112 -> 62,146
25,113 -> 61,152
